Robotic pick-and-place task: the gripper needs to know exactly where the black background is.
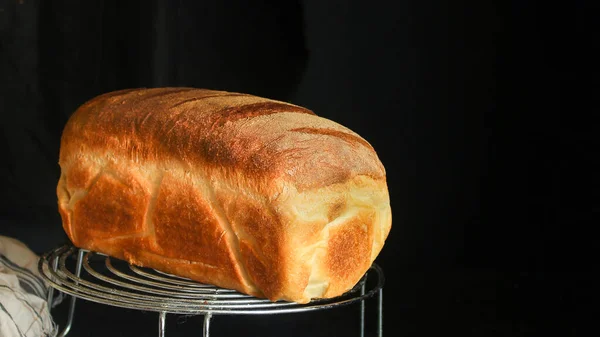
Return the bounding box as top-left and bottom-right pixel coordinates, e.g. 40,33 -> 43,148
0,1 -> 597,336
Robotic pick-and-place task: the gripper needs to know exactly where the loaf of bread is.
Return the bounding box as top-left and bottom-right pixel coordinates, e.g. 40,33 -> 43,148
57,88 -> 391,303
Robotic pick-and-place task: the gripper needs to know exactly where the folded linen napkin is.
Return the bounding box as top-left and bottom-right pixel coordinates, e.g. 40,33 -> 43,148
0,235 -> 60,337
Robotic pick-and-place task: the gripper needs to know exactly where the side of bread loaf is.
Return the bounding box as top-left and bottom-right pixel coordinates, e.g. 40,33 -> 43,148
57,88 -> 392,303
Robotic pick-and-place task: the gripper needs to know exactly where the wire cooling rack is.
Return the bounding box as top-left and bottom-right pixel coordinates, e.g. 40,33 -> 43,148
39,244 -> 384,337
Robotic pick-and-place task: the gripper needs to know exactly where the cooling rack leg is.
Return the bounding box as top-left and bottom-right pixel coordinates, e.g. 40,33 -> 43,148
47,255 -> 59,305
158,312 -> 167,337
57,249 -> 85,337
360,281 -> 366,337
377,288 -> 383,337
203,313 -> 212,337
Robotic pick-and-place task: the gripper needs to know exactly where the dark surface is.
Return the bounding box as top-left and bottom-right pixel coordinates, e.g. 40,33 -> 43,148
48,270 -> 594,337
1,1 -> 597,336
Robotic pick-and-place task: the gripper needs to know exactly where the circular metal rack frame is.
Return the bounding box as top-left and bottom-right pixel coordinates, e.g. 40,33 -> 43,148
39,244 -> 384,337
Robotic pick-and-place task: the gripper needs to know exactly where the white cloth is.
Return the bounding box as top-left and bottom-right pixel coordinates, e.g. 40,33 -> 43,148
0,236 -> 58,337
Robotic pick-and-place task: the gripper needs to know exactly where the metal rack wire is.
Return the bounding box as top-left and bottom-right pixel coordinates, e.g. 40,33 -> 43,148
39,244 -> 384,337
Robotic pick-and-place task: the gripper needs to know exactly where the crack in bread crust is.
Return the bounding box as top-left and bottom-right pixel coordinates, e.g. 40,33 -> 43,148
200,173 -> 259,295
170,93 -> 249,108
96,233 -> 147,242
130,250 -> 219,270
143,171 -> 164,248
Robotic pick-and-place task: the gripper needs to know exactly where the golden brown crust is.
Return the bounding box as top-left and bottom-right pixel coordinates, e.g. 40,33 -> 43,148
60,88 -> 384,192
57,88 -> 391,303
